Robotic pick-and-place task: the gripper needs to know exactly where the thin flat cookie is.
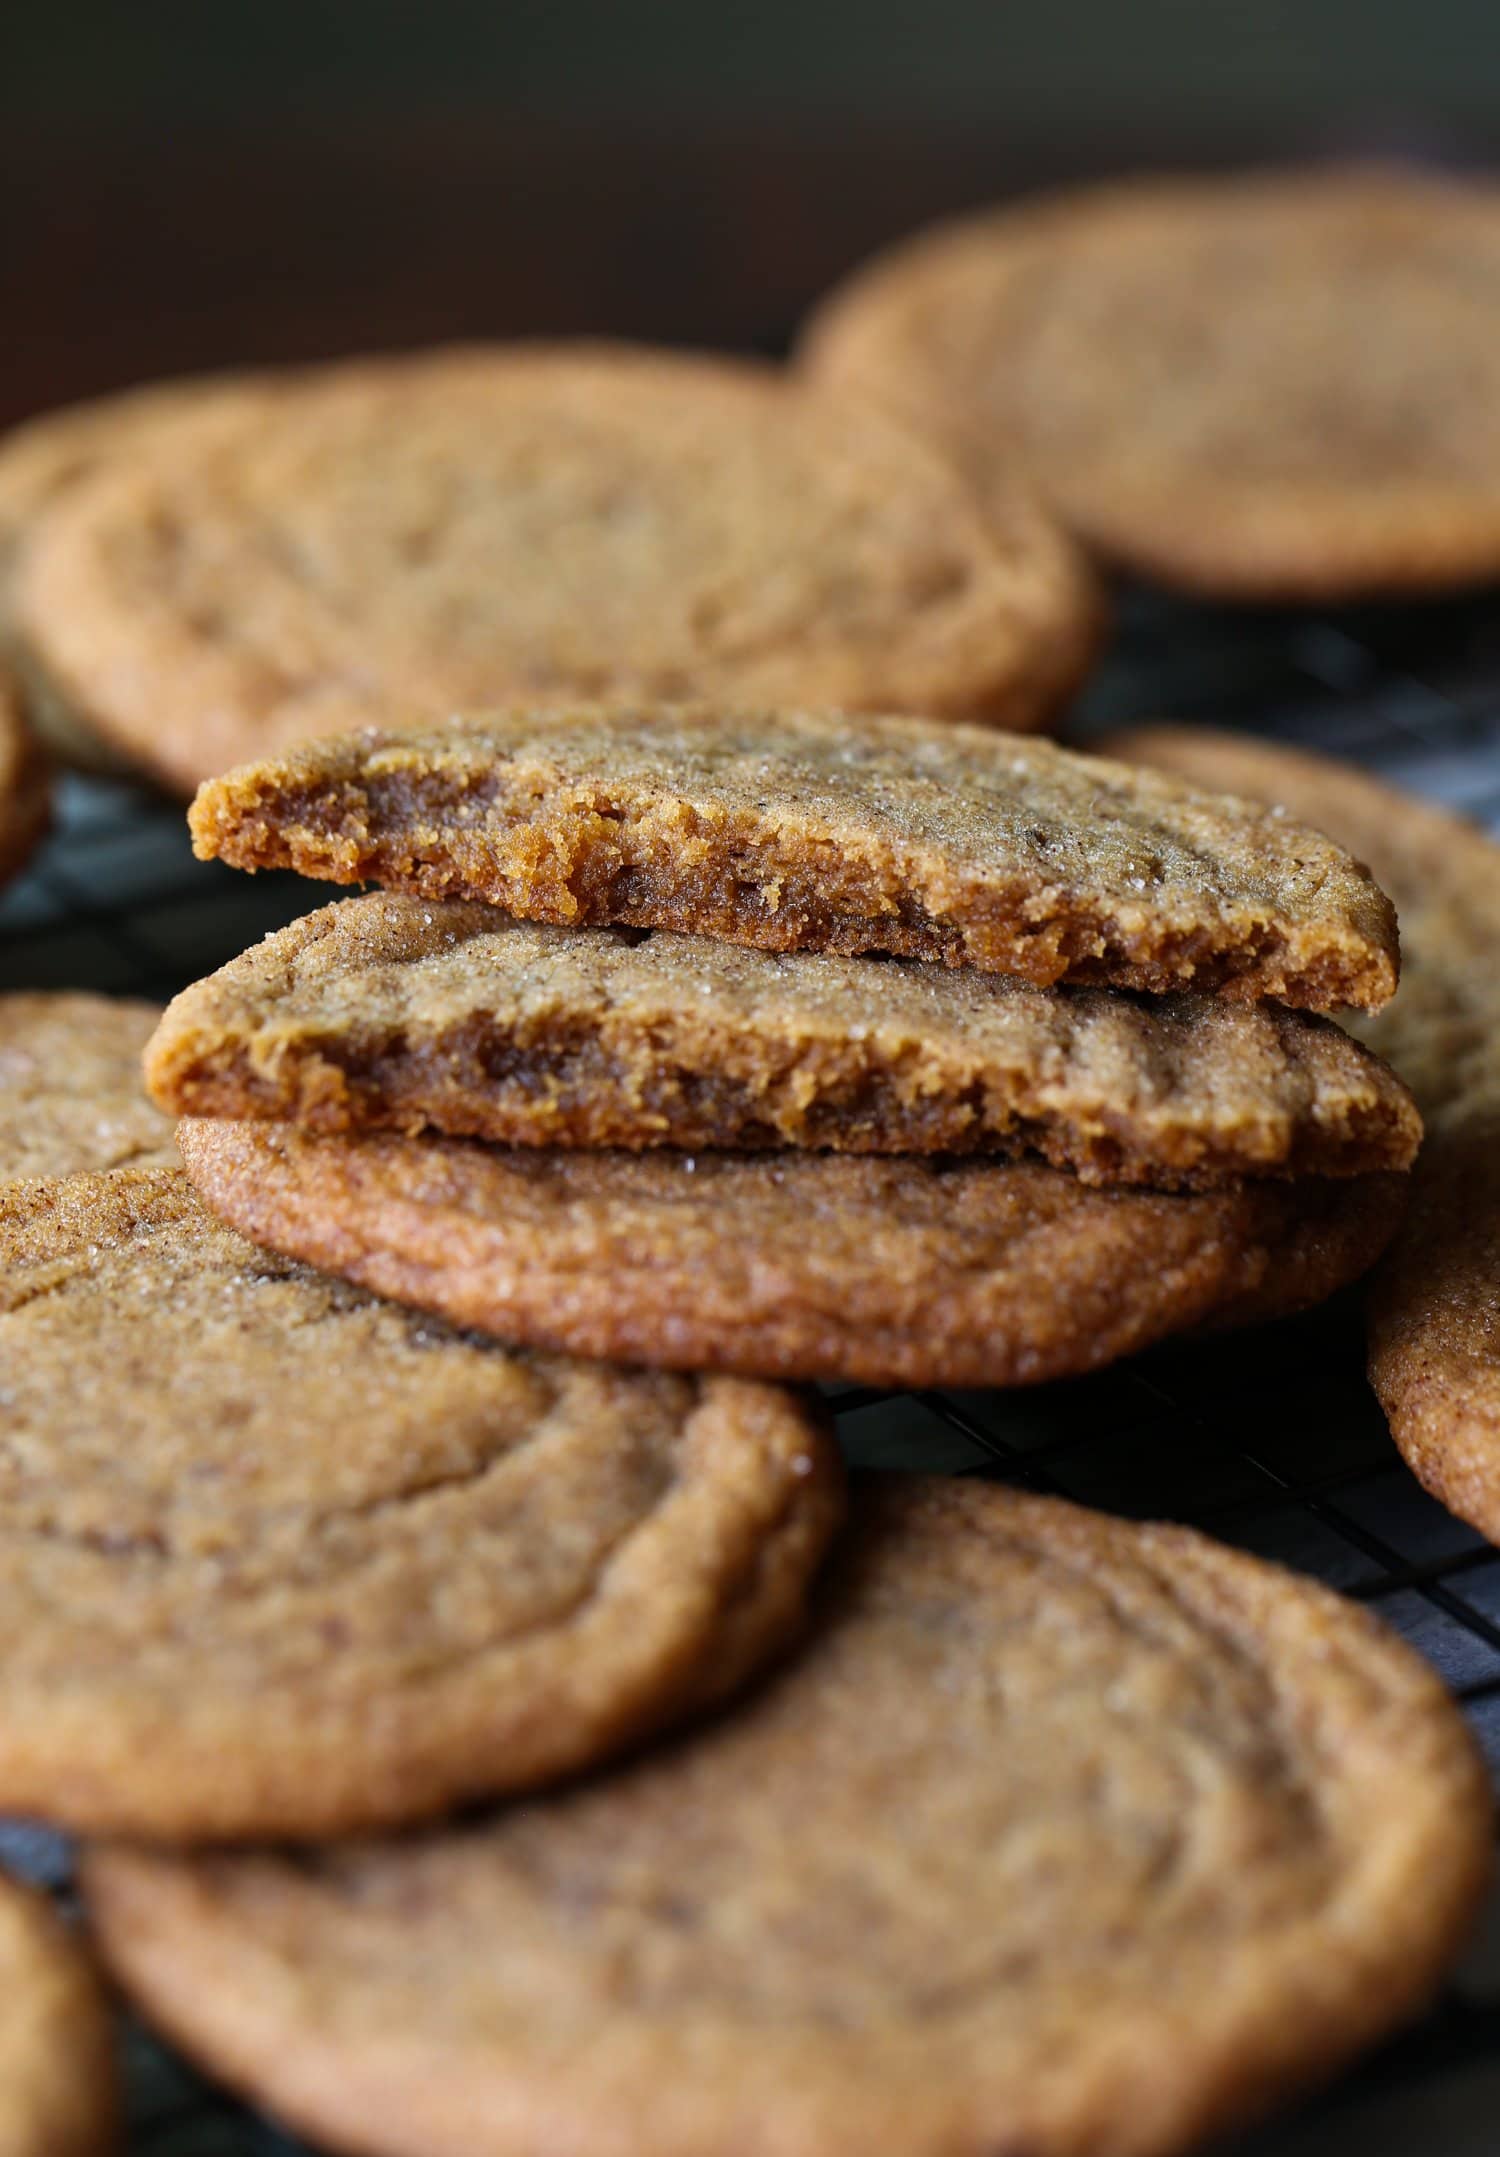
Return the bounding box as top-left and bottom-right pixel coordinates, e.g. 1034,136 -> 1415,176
1107,725 -> 1500,1541
0,671 -> 48,890
0,1167 -> 841,1839
10,344 -> 1100,792
148,893 -> 1419,1187
0,1869 -> 115,2157
1,993 -> 175,1182
188,705 -> 1399,1010
84,1477 -> 1490,2157
177,1119 -> 1406,1387
804,164 -> 1500,600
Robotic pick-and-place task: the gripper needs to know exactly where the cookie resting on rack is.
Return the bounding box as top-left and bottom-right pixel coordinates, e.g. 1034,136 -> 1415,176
0,370 -> 286,770
805,163 -> 1500,600
177,1119 -> 1407,1388
9,343 -> 1099,791
1110,722 -> 1500,1548
85,1476 -> 1490,2157
0,1166 -> 842,1839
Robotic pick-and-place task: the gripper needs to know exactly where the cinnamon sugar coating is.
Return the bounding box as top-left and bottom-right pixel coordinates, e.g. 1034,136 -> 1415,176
1,993 -> 175,1182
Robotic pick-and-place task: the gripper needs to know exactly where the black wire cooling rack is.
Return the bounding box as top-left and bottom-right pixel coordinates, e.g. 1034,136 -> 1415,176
3,586 -> 1500,2154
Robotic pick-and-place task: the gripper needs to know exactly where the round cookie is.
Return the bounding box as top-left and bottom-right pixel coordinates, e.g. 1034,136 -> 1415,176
0,670 -> 48,889
804,164 -> 1500,600
0,1167 -> 842,1839
0,373 -> 287,773
1102,727 -> 1500,1125
0,993 -> 175,1182
12,344 -> 1100,793
177,1120 -> 1407,1388
0,1870 -> 115,2156
1107,723 -> 1500,1545
84,1476 -> 1491,2157
145,894 -> 1421,1189
1373,1114 -> 1500,1541
188,703 -> 1400,1012
0,371 -> 279,586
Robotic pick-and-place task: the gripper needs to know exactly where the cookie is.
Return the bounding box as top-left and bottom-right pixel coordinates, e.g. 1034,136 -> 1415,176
188,704 -> 1399,1010
1103,728 -> 1500,1120
0,670 -> 48,889
84,1476 -> 1490,2157
1107,725 -> 1500,1541
149,893 -> 1419,1188
0,1166 -> 841,1839
177,1119 -> 1406,1387
0,374 -> 286,772
0,372 -> 276,587
0,1869 -> 116,2156
1371,1112 -> 1500,1538
803,164 -> 1500,600
10,343 -> 1100,793
0,993 -> 176,1182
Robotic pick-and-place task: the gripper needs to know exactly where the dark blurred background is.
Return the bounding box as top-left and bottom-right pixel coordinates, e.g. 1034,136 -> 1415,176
3,1 -> 1499,427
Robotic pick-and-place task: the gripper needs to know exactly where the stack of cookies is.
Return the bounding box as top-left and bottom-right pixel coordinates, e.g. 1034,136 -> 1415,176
147,702 -> 1422,1388
2,699 -> 1488,2157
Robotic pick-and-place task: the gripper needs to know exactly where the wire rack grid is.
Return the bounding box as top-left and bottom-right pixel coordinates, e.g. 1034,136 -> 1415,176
3,586 -> 1500,2155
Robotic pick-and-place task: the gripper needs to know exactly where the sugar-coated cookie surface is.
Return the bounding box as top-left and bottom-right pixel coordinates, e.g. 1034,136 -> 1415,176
11,344 -> 1100,791
86,1477 -> 1490,2157
178,1119 -> 1406,1387
189,704 -> 1400,1010
0,992 -> 174,1182
805,164 -> 1500,599
0,1167 -> 842,1838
